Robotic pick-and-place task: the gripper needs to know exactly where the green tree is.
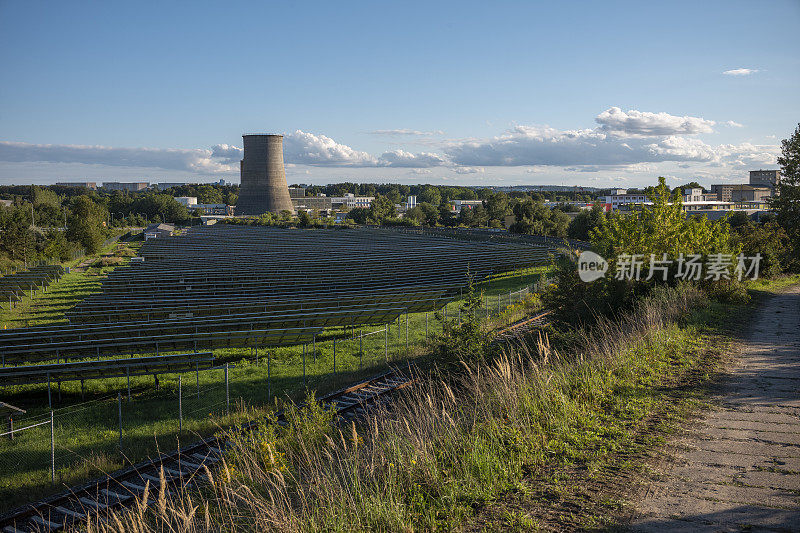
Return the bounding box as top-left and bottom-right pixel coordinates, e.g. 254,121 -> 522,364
418,185 -> 442,206
297,210 -> 312,227
509,199 -> 569,237
368,195 -> 396,223
592,177 -> 738,263
66,195 -> 108,253
735,221 -> 791,278
567,203 -> 606,241
769,123 -> 800,271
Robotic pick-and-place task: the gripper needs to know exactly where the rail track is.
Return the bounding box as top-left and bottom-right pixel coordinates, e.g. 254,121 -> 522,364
494,310 -> 552,344
1,310 -> 549,532
0,370 -> 413,533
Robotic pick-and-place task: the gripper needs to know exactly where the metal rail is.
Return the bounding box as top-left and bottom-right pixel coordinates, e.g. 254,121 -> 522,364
0,369 -> 412,533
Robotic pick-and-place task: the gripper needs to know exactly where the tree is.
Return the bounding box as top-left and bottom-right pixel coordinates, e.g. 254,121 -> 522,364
347,207 -> 369,224
368,195 -> 396,224
418,185 -> 442,206
297,210 -> 312,227
735,221 -> 791,278
592,177 -> 738,263
567,203 -> 606,241
509,199 -> 569,237
769,123 -> 800,271
66,195 -> 108,254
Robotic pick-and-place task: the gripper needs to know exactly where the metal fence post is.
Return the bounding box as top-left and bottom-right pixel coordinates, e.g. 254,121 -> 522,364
333,337 -> 337,375
196,363 -> 200,400
405,309 -> 409,355
50,410 -> 55,484
385,324 -> 388,361
425,312 -> 428,342
224,363 -> 229,417
178,376 -> 183,432
117,392 -> 123,450
126,366 -> 131,401
267,351 -> 272,401
359,329 -> 363,370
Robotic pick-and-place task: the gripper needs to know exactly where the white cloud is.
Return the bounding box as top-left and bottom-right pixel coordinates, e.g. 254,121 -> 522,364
0,108 -> 777,180
724,120 -> 744,128
452,166 -> 484,174
723,68 -> 758,76
0,131 -> 450,173
369,129 -> 445,136
0,141 -> 234,173
377,149 -> 447,168
283,130 -> 377,166
444,122 -> 776,170
595,107 -> 715,136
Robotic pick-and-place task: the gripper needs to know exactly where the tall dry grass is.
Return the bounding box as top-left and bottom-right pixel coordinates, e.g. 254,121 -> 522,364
87,283 -> 706,532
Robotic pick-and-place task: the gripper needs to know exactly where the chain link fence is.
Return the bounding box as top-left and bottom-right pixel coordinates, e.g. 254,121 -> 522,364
0,275 -> 547,513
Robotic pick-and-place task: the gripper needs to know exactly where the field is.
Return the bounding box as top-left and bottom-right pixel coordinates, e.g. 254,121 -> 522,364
0,228 -> 553,513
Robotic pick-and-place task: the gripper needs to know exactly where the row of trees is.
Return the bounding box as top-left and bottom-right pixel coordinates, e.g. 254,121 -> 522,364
0,194 -> 111,268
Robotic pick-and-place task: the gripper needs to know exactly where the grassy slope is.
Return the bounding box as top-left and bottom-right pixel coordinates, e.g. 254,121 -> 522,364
0,261 -> 549,513
468,274 -> 800,532
93,275 -> 800,533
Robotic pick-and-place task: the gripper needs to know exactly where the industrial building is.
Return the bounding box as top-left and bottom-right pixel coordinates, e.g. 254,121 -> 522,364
235,134 -> 295,215
55,182 -> 97,189
749,169 -> 781,189
292,196 -> 333,212
330,194 -> 374,209
101,182 -> 149,192
154,182 -> 187,190
729,185 -> 772,203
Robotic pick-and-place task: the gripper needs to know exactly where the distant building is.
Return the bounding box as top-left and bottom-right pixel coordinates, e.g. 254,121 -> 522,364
143,223 -> 175,240
193,204 -> 234,216
292,196 -> 332,211
710,184 -> 735,202
0,199 -> 12,208
102,182 -> 149,192
55,181 -> 97,189
682,188 -> 717,203
174,196 -> 198,207
729,185 -> 772,203
451,199 -> 484,212
155,182 -> 186,190
406,196 -> 418,210
331,194 -> 374,209
600,192 -> 649,211
749,169 -> 781,189
288,187 -> 306,199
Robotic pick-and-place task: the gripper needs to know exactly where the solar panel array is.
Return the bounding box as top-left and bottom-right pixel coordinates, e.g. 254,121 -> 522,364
0,265 -> 64,307
0,225 -> 556,367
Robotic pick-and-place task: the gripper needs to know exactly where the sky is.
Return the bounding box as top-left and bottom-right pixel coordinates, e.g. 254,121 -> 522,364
0,0 -> 798,188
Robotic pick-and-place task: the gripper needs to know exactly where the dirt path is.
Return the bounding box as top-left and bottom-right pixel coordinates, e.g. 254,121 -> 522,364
631,285 -> 800,532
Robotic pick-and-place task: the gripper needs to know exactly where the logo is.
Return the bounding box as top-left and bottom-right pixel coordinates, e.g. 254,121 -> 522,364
578,251 -> 608,282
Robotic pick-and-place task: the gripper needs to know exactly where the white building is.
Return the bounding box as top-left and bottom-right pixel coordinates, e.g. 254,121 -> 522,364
331,193 -> 374,209
174,196 -> 198,207
601,193 -> 649,211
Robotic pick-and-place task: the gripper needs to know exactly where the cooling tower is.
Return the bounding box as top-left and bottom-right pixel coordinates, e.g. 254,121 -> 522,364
235,134 -> 295,215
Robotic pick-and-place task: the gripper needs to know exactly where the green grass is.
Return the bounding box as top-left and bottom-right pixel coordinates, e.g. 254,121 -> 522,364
101,282 -> 727,532
0,262 -> 551,513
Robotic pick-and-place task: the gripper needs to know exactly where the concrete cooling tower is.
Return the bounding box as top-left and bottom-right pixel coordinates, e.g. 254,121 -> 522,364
235,134 -> 295,215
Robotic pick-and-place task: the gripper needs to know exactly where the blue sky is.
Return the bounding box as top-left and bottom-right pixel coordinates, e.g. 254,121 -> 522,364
1,0 -> 798,188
